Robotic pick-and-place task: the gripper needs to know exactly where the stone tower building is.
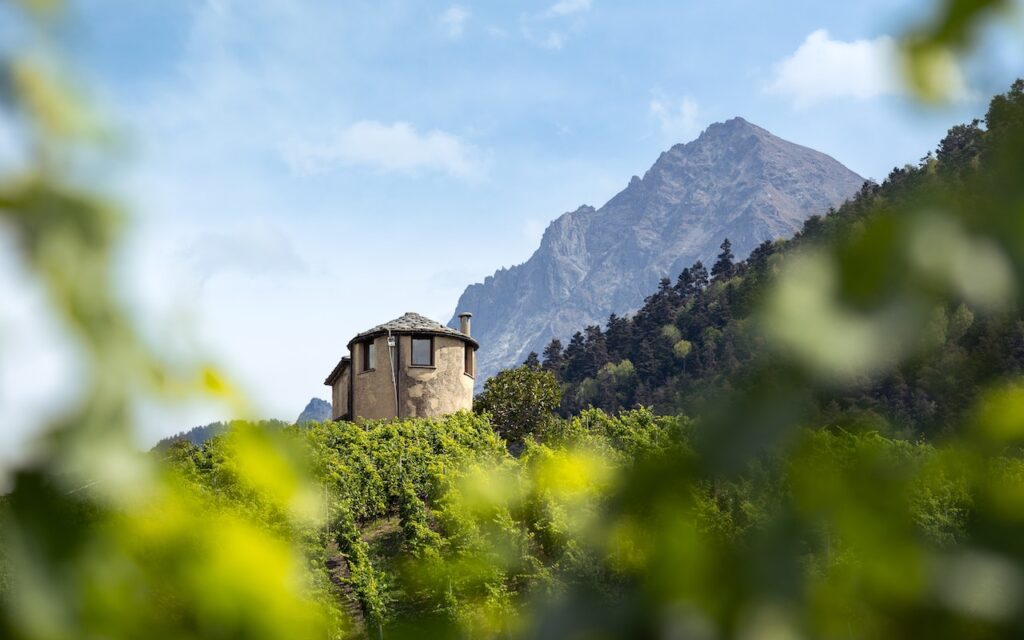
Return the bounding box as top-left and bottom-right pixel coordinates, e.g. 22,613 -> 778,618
324,311 -> 477,421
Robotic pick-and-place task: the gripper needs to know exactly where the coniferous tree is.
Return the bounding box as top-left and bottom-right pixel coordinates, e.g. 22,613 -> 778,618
633,338 -> 657,383
691,261 -> 709,291
747,240 -> 775,272
984,78 -> 1024,148
656,277 -> 677,306
798,215 -> 825,240
523,351 -> 541,368
711,238 -> 735,280
605,313 -> 632,361
583,325 -> 609,378
674,267 -> 695,300
541,339 -> 565,378
563,332 -> 588,383
633,278 -> 677,339
937,120 -> 983,175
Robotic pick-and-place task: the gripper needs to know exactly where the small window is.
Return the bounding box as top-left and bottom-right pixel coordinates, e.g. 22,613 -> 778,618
464,344 -> 473,376
362,341 -> 375,371
411,336 -> 433,366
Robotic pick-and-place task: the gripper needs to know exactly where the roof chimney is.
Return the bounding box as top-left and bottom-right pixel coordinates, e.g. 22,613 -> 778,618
458,312 -> 472,337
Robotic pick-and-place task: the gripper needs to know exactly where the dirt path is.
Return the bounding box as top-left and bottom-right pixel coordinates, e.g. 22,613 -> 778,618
325,540 -> 367,633
325,517 -> 403,636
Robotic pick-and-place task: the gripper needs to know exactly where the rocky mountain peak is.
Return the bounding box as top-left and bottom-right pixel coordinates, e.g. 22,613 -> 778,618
450,119 -> 865,384
703,116 -> 759,135
296,397 -> 331,424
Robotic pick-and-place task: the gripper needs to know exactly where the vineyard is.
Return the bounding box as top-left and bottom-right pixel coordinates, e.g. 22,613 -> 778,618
144,405 -> 1000,638
157,409 -> 678,636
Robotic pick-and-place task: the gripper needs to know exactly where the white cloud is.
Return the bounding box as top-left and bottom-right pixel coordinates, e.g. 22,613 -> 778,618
287,120 -> 486,180
545,0 -> 592,17
767,30 -> 899,107
767,29 -> 971,107
523,0 -> 592,50
650,96 -> 701,141
439,5 -> 469,38
177,220 -> 308,287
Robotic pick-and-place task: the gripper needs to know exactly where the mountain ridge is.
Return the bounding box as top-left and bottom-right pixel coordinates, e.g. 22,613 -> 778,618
449,117 -> 865,383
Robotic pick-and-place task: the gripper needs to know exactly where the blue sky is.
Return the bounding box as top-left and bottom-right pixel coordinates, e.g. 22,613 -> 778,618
1,0 -> 1022,460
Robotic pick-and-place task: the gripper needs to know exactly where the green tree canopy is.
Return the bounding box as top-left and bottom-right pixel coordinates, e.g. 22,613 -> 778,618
474,365 -> 563,444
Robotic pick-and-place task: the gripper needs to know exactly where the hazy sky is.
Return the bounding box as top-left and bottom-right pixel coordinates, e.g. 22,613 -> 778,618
1,0 -> 1022,464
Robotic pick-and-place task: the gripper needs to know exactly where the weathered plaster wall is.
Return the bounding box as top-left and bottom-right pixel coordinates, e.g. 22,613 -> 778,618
331,366 -> 350,420
398,334 -> 474,418
342,333 -> 476,421
352,335 -> 398,420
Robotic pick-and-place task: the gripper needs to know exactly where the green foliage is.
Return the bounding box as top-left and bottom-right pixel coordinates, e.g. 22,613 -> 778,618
0,5 -> 340,638
27,384 -> 1000,639
6,1 -> 1024,638
144,406 -> 681,637
673,338 -> 692,359
372,406 -> 682,636
279,405 -> 1010,638
902,0 -> 1012,101
474,364 -> 562,444
592,359 -> 639,411
0,497 -> 10,596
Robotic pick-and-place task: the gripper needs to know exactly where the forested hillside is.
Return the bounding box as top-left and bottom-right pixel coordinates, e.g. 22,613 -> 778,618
534,85 -> 1024,438
152,419 -> 289,450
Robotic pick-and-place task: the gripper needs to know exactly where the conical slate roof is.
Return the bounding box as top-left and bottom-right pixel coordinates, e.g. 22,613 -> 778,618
347,312 -> 477,348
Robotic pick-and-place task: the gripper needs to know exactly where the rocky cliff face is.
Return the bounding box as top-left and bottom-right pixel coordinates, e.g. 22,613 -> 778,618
450,118 -> 865,383
296,397 -> 332,424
